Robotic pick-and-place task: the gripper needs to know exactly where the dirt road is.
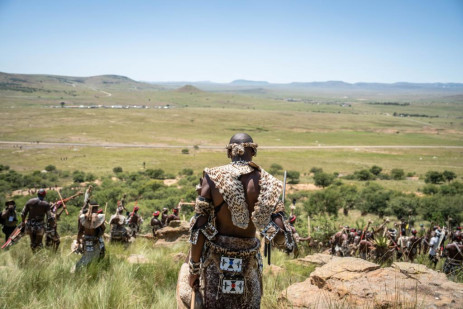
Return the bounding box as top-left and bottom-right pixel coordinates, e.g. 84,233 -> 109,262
1,141 -> 462,150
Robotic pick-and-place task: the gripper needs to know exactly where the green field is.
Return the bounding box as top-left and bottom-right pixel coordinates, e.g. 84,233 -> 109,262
1,72 -> 462,180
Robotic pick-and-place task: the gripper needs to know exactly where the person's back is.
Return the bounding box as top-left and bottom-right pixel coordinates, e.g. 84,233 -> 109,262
21,189 -> 52,252
76,202 -> 105,270
443,234 -> 463,274
212,170 -> 260,238
182,133 -> 296,309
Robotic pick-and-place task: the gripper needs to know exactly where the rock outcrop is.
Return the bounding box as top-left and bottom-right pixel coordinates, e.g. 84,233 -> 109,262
155,220 -> 189,242
281,254 -> 463,309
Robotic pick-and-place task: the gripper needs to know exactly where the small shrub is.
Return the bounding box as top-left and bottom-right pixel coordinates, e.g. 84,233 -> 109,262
310,167 -> 323,174
370,165 -> 382,176
179,168 -> 194,176
390,168 -> 405,180
113,166 -> 123,174
45,165 -> 56,172
354,169 -> 375,181
422,184 -> 439,195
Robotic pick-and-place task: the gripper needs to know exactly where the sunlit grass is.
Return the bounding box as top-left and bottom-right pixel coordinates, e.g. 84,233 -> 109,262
0,237 -> 315,309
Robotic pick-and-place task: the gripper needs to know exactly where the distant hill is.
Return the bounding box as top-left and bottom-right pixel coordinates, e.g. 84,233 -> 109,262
176,84 -> 202,93
0,72 -> 162,93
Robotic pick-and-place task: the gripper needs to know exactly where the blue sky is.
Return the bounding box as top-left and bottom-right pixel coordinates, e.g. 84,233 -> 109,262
1,0 -> 462,83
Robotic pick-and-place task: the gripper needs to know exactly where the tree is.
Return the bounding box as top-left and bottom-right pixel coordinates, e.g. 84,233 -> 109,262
286,170 -> 300,184
310,167 -> 323,174
60,102 -> 65,108
113,166 -> 123,174
358,183 -> 391,216
314,172 -> 334,188
339,185 -> 359,216
269,163 -> 283,175
390,168 -> 405,180
181,148 -> 189,154
72,170 -> 85,183
305,187 -> 341,217
443,170 -> 457,182
386,195 -> 418,219
425,171 -> 444,184
370,165 -> 382,176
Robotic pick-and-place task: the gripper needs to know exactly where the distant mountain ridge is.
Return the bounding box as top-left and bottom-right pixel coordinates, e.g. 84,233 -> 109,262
0,72 -> 161,92
2,72 -> 463,94
152,78 -> 463,92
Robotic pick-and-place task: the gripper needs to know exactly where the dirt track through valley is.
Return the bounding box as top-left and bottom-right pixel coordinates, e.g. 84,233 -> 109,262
1,141 -> 462,150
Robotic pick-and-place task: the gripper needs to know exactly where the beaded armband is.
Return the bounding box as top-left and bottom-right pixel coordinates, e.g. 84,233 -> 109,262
189,259 -> 201,275
261,220 -> 281,241
189,214 -> 218,245
261,212 -> 296,254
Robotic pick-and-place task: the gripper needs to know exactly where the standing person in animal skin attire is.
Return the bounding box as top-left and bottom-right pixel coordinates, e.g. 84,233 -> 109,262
76,201 -> 105,270
186,133 -> 296,309
288,215 -> 311,244
128,206 -> 143,237
21,189 -> 54,252
150,211 -> 163,237
166,208 -> 180,226
1,200 -> 18,242
442,232 -> 463,275
109,207 -> 129,243
161,208 -> 169,226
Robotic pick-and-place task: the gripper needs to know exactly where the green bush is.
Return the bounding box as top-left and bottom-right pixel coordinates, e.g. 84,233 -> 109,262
313,172 -> 334,188
425,171 -> 444,184
45,165 -> 56,172
145,169 -> 165,179
422,184 -> 439,195
72,170 -> 85,183
113,166 -> 123,173
179,168 -> 194,176
354,169 -> 375,181
370,165 -> 382,176
443,170 -> 457,182
390,168 -> 405,180
269,163 -> 283,175
286,170 -> 300,184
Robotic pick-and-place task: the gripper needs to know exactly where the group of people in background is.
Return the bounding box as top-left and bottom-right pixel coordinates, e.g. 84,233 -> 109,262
328,218 -> 463,276
0,186 -> 184,272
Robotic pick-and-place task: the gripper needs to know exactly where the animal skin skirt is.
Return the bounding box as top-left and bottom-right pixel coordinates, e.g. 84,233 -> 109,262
202,235 -> 262,309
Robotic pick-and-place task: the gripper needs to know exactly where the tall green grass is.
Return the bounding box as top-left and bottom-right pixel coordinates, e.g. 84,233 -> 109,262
0,237 -> 313,309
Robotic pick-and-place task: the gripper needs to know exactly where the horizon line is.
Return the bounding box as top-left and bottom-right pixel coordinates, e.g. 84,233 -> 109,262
1,71 -> 463,85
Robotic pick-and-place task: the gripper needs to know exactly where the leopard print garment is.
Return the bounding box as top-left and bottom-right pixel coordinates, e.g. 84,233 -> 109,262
205,161 -> 283,230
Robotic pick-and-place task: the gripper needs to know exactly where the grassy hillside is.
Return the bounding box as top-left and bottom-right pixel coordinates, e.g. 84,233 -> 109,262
0,237 -> 311,309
